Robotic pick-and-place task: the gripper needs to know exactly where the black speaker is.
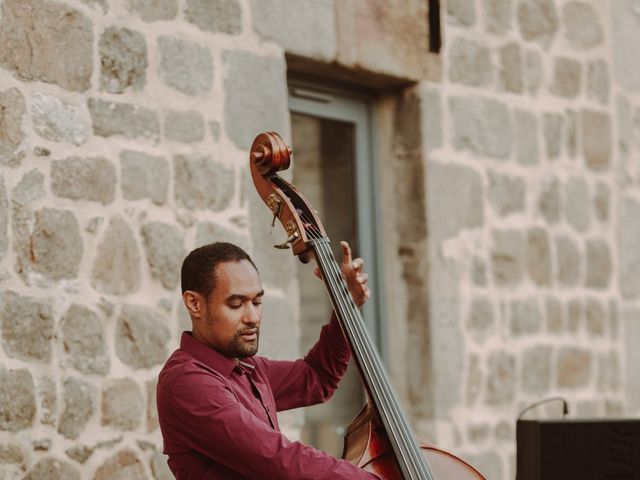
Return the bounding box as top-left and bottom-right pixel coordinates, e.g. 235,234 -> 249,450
516,419 -> 640,480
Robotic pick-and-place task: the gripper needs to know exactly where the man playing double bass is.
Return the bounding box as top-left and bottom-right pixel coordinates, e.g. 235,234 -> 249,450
156,240 -> 382,479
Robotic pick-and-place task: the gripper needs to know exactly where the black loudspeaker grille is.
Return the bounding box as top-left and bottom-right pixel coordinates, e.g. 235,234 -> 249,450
517,419 -> 640,480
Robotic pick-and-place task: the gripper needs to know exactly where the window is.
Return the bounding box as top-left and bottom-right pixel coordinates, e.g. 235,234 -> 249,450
289,82 -> 383,455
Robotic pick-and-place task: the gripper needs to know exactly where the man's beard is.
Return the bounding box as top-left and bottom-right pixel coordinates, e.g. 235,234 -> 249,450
227,329 -> 259,359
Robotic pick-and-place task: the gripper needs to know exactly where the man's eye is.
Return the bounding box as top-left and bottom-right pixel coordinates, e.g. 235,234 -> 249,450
253,299 -> 262,306
229,303 -> 242,309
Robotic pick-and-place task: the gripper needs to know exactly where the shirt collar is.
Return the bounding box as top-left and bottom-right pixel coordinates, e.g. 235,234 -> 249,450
180,331 -> 255,377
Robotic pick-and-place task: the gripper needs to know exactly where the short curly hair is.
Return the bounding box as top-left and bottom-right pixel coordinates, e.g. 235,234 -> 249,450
181,242 -> 258,298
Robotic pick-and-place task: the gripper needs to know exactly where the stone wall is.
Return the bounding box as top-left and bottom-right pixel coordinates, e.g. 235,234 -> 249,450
399,1 -> 640,478
0,0 -> 293,478
1,0 -> 639,479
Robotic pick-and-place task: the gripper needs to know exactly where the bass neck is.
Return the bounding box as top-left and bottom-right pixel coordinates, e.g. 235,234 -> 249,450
308,237 -> 434,480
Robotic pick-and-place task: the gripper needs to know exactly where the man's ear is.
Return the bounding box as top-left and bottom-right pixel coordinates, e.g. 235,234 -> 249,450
182,291 -> 203,319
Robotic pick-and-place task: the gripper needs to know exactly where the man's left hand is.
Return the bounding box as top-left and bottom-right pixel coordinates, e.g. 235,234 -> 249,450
314,241 -> 371,308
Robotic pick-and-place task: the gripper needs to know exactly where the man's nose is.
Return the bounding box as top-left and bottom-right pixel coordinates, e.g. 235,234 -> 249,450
244,304 -> 261,324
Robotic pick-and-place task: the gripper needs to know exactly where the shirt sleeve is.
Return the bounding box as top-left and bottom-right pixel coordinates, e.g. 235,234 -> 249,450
259,313 -> 353,411
167,368 -> 379,480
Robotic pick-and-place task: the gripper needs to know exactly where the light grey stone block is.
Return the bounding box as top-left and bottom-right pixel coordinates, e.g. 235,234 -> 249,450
498,42 -> 523,93
164,110 -> 205,143
94,450 -> 146,480
58,377 -> 94,440
185,0 -> 242,34
542,112 -> 563,159
521,345 -> 552,394
582,109 -> 611,171
482,0 -> 513,34
525,49 -> 543,95
466,353 -> 483,406
527,227 -> 551,286
448,37 -> 493,87
0,443 -> 27,477
120,150 -> 169,205
510,298 -> 542,336
488,171 -> 525,217
611,0 -> 640,92
24,458 -> 80,480
486,351 -> 516,404
421,85 -> 443,152
491,229 -> 525,286
250,0 -> 336,60
0,0 -> 93,92
158,36 -> 213,96
557,347 -> 591,388
550,57 -> 581,98
31,93 -> 91,145
618,196 -> 640,299
447,0 -> 476,26
0,177 -> 7,258
0,368 -> 36,432
428,162 -> 484,241
89,98 -> 160,141
174,155 -> 234,211
99,26 -> 148,93
597,351 -> 620,392
593,182 -> 610,223
472,257 -> 488,287
37,376 -> 57,426
223,50 -> 287,149
52,157 -> 116,204
467,297 -> 495,343
562,1 -> 603,50
60,304 -> 110,375
624,308 -> 640,409
80,0 -> 107,11
65,445 -> 93,465
565,109 -> 578,158
450,96 -> 512,159
565,177 -> 591,233
555,234 -> 581,286
101,378 -> 144,431
587,59 -> 609,104
141,221 -> 185,289
209,121 -> 221,141
546,296 -> 563,333
567,299 -> 582,334
517,0 -> 558,48
515,109 -> 539,165
585,297 -> 605,337
126,0 -> 177,21
91,216 -> 141,295
0,87 -> 26,167
27,208 -> 83,280
585,239 -> 611,289
115,305 -> 170,369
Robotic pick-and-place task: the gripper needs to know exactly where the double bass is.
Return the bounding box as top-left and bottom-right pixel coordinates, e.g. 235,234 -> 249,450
249,131 -> 485,480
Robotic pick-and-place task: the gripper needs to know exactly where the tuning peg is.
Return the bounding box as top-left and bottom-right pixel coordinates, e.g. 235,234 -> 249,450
274,232 -> 299,250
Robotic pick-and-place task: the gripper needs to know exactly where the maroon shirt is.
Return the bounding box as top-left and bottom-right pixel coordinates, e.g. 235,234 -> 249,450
157,315 -> 379,479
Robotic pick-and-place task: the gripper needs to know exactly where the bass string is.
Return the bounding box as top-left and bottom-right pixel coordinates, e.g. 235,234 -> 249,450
313,241 -> 430,480
299,216 -> 432,479
299,215 -> 418,453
